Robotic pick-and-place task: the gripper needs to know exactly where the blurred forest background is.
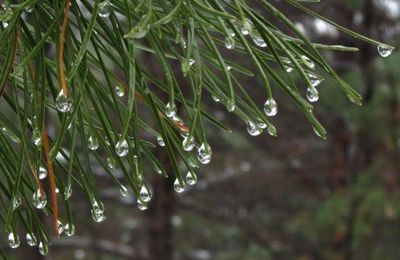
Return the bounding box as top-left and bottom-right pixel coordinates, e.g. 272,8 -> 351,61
3,0 -> 400,259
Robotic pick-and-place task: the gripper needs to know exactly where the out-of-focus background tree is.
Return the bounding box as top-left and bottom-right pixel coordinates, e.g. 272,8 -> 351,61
5,0 -> 400,259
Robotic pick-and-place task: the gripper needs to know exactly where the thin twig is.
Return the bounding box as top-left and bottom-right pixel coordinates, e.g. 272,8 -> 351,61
59,0 -> 72,96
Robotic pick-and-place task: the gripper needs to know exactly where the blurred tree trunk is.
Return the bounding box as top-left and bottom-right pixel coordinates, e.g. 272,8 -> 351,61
343,0 -> 376,259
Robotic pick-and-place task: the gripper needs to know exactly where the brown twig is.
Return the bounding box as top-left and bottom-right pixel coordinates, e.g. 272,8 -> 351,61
59,0 -> 72,96
42,127 -> 60,237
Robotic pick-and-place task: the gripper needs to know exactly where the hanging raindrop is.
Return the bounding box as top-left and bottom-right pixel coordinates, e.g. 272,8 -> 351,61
377,45 -> 394,58
263,98 -> 278,117
91,209 -> 106,223
38,166 -> 47,180
38,241 -> 49,256
306,86 -> 319,103
57,220 -> 65,235
301,55 -> 315,69
8,232 -> 20,249
285,65 -> 294,73
165,102 -> 177,118
157,135 -> 165,147
197,143 -> 212,164
256,118 -> 267,129
11,196 -> 21,210
119,185 -> 129,197
240,18 -> 253,35
246,121 -> 262,136
115,84 -> 125,97
183,136 -> 195,151
137,199 -> 148,210
115,139 -> 129,157
107,156 -> 116,169
31,127 -> 42,146
64,223 -> 75,237
251,32 -> 267,48
225,36 -> 235,49
32,189 -> 47,209
211,94 -> 220,102
308,73 -> 324,87
140,186 -> 152,202
88,135 -> 99,151
174,178 -> 185,193
55,90 -> 72,113
186,171 -> 198,185
99,0 -> 111,18
227,99 -> 236,112
26,233 -> 37,247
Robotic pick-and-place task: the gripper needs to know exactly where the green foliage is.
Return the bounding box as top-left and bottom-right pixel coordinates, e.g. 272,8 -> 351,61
0,0 -> 394,254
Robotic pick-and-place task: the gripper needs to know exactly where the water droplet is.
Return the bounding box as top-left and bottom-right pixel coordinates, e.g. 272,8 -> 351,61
227,99 -> 236,112
115,84 -> 125,97
8,232 -> 20,249
57,219 -> 65,235
24,6 -> 34,13
92,199 -> 105,214
308,73 -> 324,87
38,241 -> 48,256
139,186 -> 152,202
174,178 -> 185,193
64,223 -> 75,237
165,102 -> 177,118
137,199 -> 148,210
240,18 -> 253,35
186,171 -> 197,185
88,135 -> 99,151
64,185 -> 72,200
256,118 -> 267,129
119,185 -> 129,197
267,124 -> 277,136
263,98 -> 278,117
91,209 -> 106,223
301,55 -> 315,69
99,1 -> 111,18
211,94 -> 220,102
11,196 -> 21,210
285,65 -> 294,73
251,32 -> 267,48
377,45 -> 394,58
38,166 -> 47,180
32,189 -> 47,209
26,233 -> 37,246
225,36 -> 235,49
197,143 -> 212,164
306,86 -> 319,103
157,135 -> 165,147
55,90 -> 72,113
115,139 -> 129,157
31,127 -> 42,146
107,156 -> 115,169
246,121 -> 262,136
183,136 -> 195,151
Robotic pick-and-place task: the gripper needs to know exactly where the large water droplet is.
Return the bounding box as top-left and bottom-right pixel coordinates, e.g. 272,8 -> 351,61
256,118 -> 267,129
377,45 -> 394,58
31,127 -> 42,146
38,241 -> 48,256
107,156 -> 115,169
115,84 -> 125,97
115,139 -> 129,157
225,36 -> 235,50
55,90 -> 72,113
157,135 -> 165,147
183,136 -> 195,151
38,166 -> 47,180
264,98 -> 278,117
165,102 -> 177,118
88,135 -> 99,151
240,18 -> 253,35
186,171 -> 198,185
26,233 -> 37,246
174,178 -> 185,193
197,143 -> 212,164
306,86 -> 319,103
99,1 -> 111,18
140,186 -> 152,202
246,121 -> 262,136
91,209 -> 106,223
32,189 -> 47,209
64,223 -> 75,237
308,73 -> 324,87
8,232 -> 20,249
